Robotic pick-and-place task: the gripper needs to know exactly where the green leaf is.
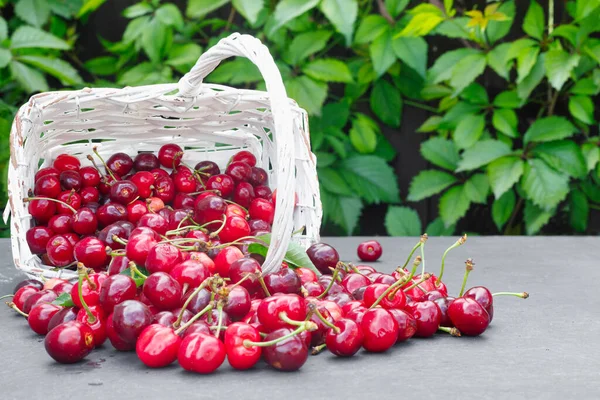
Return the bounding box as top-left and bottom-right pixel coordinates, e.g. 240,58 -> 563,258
326,193 -> 364,235
464,173 -> 490,204
433,18 -> 471,39
247,235 -> 320,276
439,184 -> 470,227
570,78 -> 600,96
575,0 -> 600,20
324,133 -> 348,159
9,60 -> 48,93
421,85 -> 453,101
487,43 -> 512,80
421,137 -> 460,171
407,170 -> 458,202
522,158 -> 569,210
142,18 -> 171,64
303,59 -> 353,83
417,116 -> 442,133
456,140 -> 513,172
523,0 -> 545,40
569,189 -> 589,232
439,101 -> 481,130
375,135 -> 397,162
450,53 -> 487,94
232,0 -> 264,25
268,0 -> 319,36
77,0 -> 107,18
516,45 -> 540,84
10,26 -> 70,50
320,0 -> 358,46
118,62 -> 172,86
385,0 -> 409,17
396,8 -> 444,37
319,168 -> 353,196
582,178 -> 600,202
349,114 -> 378,153
453,114 -> 485,149
18,55 -> 83,85
532,140 -> 587,179
370,30 -> 395,77
186,0 -> 229,18
492,109 -> 518,138
517,53 -> 545,100
523,200 -> 553,235
354,15 -> 388,44
84,56 -> 117,76
166,43 -> 202,73
340,155 -> 400,204
428,48 -> 481,84
15,0 -> 50,28
582,143 -> 600,172
425,217 -> 456,236
524,116 -> 578,143
487,156 -> 524,198
207,58 -> 261,84
492,190 -> 516,230
285,30 -> 332,66
0,16 -> 7,42
52,293 -> 75,307
460,83 -> 488,105
551,24 -> 578,47
544,49 -> 580,90
119,266 -> 149,287
568,95 -> 595,125
320,102 -> 350,129
0,49 -> 11,69
392,36 -> 427,78
123,2 -> 153,18
486,0 -> 515,44
370,80 -> 402,127
493,90 -> 523,108
156,4 -> 184,30
286,76 -> 328,116
385,206 -> 422,236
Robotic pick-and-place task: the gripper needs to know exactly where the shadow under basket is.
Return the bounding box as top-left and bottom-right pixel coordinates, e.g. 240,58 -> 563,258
4,33 -> 322,280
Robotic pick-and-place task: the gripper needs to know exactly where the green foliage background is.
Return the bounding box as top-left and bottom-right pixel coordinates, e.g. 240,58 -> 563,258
0,0 -> 599,238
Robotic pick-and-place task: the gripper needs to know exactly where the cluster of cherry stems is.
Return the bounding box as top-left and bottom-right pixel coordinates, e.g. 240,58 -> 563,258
5,145 -> 528,373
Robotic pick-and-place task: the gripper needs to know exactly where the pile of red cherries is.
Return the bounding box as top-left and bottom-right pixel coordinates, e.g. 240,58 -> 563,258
5,145 -> 528,373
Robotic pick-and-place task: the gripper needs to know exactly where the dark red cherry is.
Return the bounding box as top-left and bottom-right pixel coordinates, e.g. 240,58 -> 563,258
59,170 -> 82,191
80,166 -> 101,187
35,175 -> 61,198
136,324 -> 181,368
99,274 -> 137,314
307,243 -> 339,275
28,303 -> 62,335
263,328 -> 309,371
233,182 -> 255,208
448,297 -> 490,336
145,243 -> 182,274
226,161 -> 252,183
158,143 -> 183,169
134,153 -> 160,171
22,289 -> 57,316
427,291 -> 455,328
46,235 -> 74,267
388,308 -> 417,342
45,321 -> 94,363
125,234 -> 157,265
142,272 -> 182,311
173,192 -> 194,209
194,195 -> 226,227
109,180 -> 138,205
108,256 -> 130,275
463,286 -> 494,322
97,202 -> 128,227
183,287 -> 212,314
53,154 -> 80,172
194,160 -> 220,177
26,226 -> 54,254
249,167 -> 268,186
74,237 -> 108,270
248,198 -> 274,225
326,318 -> 364,357
130,171 -> 155,198
35,166 -> 60,181
228,257 -> 262,295
47,307 -> 78,332
106,152 -> 133,176
361,308 -> 398,352
28,198 -> 56,223
247,219 -> 269,232
253,185 -> 272,200
341,273 -> 370,294
357,240 -> 383,262
205,174 -> 235,198
112,300 -> 154,344
98,220 -> 134,250
405,300 -> 442,338
106,314 -> 134,351
230,150 -> 256,167
14,279 -> 44,293
264,266 -> 302,295
153,176 -> 175,203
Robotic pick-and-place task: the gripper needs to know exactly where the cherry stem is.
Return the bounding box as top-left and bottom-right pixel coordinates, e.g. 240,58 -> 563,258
228,272 -> 252,290
174,303 -> 213,335
401,240 -> 422,269
92,146 -> 118,181
395,256 -> 422,288
86,155 -> 106,179
438,326 -> 461,337
402,273 -> 431,293
0,294 -> 14,300
279,312 -> 305,327
127,262 -> 147,279
6,302 -> 28,317
173,280 -> 210,329
77,263 -> 97,324
224,199 -> 249,214
243,321 -> 317,348
492,292 -> 529,299
317,267 -> 340,299
437,234 -> 467,286
23,196 -> 76,214
211,236 -> 268,250
369,275 -> 410,309
310,306 -> 340,333
458,258 -> 474,297
214,303 -> 225,338
312,343 -> 327,355
165,225 -> 206,236
419,235 -> 427,279
257,274 -> 271,297
209,216 -> 227,238
111,234 -> 128,246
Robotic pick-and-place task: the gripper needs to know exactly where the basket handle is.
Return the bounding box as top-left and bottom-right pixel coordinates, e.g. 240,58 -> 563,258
178,33 -> 296,275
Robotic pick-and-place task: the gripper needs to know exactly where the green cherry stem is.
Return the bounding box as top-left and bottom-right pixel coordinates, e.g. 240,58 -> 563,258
312,343 -> 327,355
309,306 -> 340,333
209,216 -> 228,239
438,326 -> 461,336
92,147 -> 118,182
243,321 -> 318,348
6,302 -> 28,317
77,263 -> 97,324
128,262 -> 147,279
173,279 -> 210,329
419,234 -> 428,279
174,303 -> 214,335
317,267 -> 341,299
0,294 -> 14,300
458,258 -> 474,297
279,312 -> 305,327
437,234 -> 467,286
111,234 -> 128,246
369,275 -> 410,309
401,240 -> 422,270
23,196 -> 76,214
402,273 -> 431,293
257,274 -> 272,297
492,292 -> 529,298
214,302 -> 225,338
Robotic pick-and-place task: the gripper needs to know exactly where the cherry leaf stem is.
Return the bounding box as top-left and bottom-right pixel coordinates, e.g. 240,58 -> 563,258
402,273 -> 431,293
174,303 -> 214,335
92,147 -> 118,181
492,292 -> 529,299
437,234 -> 467,286
258,274 -> 272,297
23,196 -> 76,214
317,268 -> 340,299
77,264 -> 97,324
311,307 -> 340,333
6,302 -> 28,317
279,312 -> 305,327
458,259 -> 474,297
401,240 -> 422,269
438,326 -> 461,336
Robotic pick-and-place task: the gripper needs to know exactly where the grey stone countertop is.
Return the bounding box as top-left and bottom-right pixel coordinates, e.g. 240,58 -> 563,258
0,236 -> 598,400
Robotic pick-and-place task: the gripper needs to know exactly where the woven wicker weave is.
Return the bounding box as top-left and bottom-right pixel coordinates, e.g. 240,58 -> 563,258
3,33 -> 322,279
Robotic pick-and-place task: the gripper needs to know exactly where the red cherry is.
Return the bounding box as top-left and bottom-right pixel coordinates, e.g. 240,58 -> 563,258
257,294 -> 306,332
306,243 -> 339,275
26,226 -> 54,254
361,308 -> 398,352
130,171 -> 155,198
74,237 -> 108,270
173,192 -> 194,209
56,191 -> 82,213
405,300 -> 442,338
125,234 -> 157,265
22,289 -> 57,314
112,300 -> 154,344
47,213 -> 73,234
45,321 -> 94,363
178,332 -> 225,373
79,166 -> 101,187
194,160 -> 220,177
230,150 -> 257,167
35,175 -> 61,198
173,168 -> 197,193
59,170 -> 83,191
232,182 -> 255,208
153,176 -> 175,203
363,283 -> 407,310
145,243 -> 182,274
47,307 -> 78,332
98,220 -> 133,249
341,273 -> 370,294
264,266 -> 302,295
226,161 -> 252,183
142,272 -> 182,310
263,328 -> 309,371
221,285 -> 251,321
205,174 -> 235,198
448,297 -> 490,336
28,303 -> 62,335
326,318 -> 364,357
170,260 -> 210,288
229,257 -> 262,295
224,322 -> 261,370
158,143 -> 183,169
97,202 -> 128,227
213,246 -> 244,278
254,185 -> 272,200
248,198 -> 274,225
99,274 -> 137,314
53,154 -> 80,172
35,166 -> 60,181
249,167 -> 268,186
126,200 -> 147,224
80,186 -> 100,204
106,314 -> 134,351
46,235 -> 75,267
76,305 -> 107,346
219,216 -> 251,243
52,280 -> 74,295
27,198 -> 56,223
303,282 -> 324,297
70,273 -> 106,308
136,324 -> 181,368
108,256 -> 130,275
134,153 -> 160,171
357,240 -> 383,262
463,286 -> 494,322
388,308 -> 417,342
106,152 -> 134,176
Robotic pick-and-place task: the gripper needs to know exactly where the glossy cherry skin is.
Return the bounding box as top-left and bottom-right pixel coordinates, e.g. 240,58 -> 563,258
99,274 -> 137,314
76,305 -> 107,347
405,301 -> 442,338
36,166 -> 60,181
112,300 -> 154,344
249,167 -> 268,186
13,286 -> 40,312
46,235 -> 74,267
26,226 -> 54,254
106,152 -> 133,176
427,291 -> 455,328
257,294 -> 306,332
263,328 -> 309,371
53,154 -> 80,172
153,176 -> 175,203
248,198 -> 274,225
28,198 -> 56,223
448,297 -> 490,336
341,273 -> 371,294
130,171 -> 155,198
230,150 -> 257,167
98,221 -> 134,250
182,288 -> 212,314
106,314 -> 134,351
14,278 -> 44,293
70,272 -> 106,309
213,246 -> 244,278
194,195 -> 227,228
142,272 -> 182,311
70,207 -> 97,236
182,321 -> 211,338
45,321 -> 94,363
224,322 -> 262,370
232,182 -> 255,209
178,332 -> 226,374
145,243 -> 182,274
357,240 -> 383,262
22,289 -> 57,314
326,318 -> 364,357
361,308 -> 399,352
59,170 -> 83,191
254,185 -> 272,200
193,160 -> 219,177
205,174 -> 235,198
79,166 -> 101,187
52,280 -> 74,296
388,309 -> 417,342
219,216 -> 251,243
47,214 -> 73,234
306,243 -> 339,275
110,180 -> 139,205
226,161 -> 252,183
47,307 -> 78,332
136,324 -> 181,368
157,143 -> 183,168
28,303 -> 62,335
125,234 -> 157,265
97,202 -> 128,227
264,266 -> 302,295
222,285 -> 251,321
73,237 -> 108,271
363,283 -> 407,310
228,257 -> 262,295
134,153 -> 160,171
170,260 -> 210,289
55,191 -> 81,214
80,186 -> 100,204
35,175 -> 61,198
464,286 -> 494,322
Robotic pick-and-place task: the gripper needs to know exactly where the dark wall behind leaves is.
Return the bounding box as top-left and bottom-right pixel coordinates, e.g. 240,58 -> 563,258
1,0 -> 599,239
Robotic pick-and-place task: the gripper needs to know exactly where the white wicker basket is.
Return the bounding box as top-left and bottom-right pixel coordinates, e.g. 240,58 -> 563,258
3,33 -> 322,279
